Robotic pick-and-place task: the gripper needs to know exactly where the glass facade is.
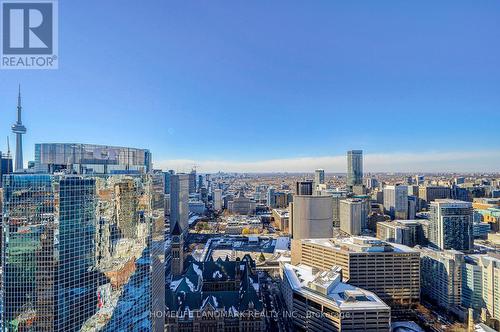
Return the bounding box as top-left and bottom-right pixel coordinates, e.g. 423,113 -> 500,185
34,143 -> 152,174
430,202 -> 473,251
1,174 -> 164,331
168,174 -> 189,234
347,150 -> 363,187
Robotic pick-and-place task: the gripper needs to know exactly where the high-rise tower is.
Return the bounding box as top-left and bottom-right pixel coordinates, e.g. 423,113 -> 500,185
347,150 -> 363,188
12,85 -> 26,172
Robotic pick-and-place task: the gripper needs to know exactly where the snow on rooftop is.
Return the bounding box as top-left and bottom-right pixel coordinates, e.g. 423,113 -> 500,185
192,264 -> 203,278
201,295 -> 218,309
274,236 -> 290,252
188,215 -> 201,225
283,263 -> 389,311
303,236 -> 416,253
185,277 -> 196,292
170,279 -> 182,291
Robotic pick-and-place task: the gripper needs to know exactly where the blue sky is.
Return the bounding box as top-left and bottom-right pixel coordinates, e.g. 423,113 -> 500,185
1,1 -> 499,172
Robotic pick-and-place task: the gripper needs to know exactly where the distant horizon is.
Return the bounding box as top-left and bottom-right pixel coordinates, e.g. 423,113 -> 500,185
155,150 -> 500,174
6,141 -> 500,173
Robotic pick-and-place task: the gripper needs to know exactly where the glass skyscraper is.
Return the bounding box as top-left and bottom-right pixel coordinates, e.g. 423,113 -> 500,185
34,143 -> 152,174
429,199 -> 473,251
347,150 -> 363,187
1,174 -> 165,331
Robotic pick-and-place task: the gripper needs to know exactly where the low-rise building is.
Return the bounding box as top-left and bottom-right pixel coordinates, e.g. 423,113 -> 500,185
271,208 -> 290,233
228,191 -> 257,215
189,200 -> 206,214
474,207 -> 500,232
224,216 -> 262,235
487,233 -> 500,245
165,255 -> 265,331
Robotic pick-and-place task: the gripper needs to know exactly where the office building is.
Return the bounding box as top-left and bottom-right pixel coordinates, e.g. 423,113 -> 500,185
150,169 -> 166,210
365,177 -> 379,190
213,188 -> 223,211
12,86 -> 26,172
0,152 -> 13,187
418,248 -> 464,311
163,169 -> 175,194
376,220 -> 422,247
198,174 -> 204,190
419,186 -> 452,207
188,169 -> 197,193
1,174 -> 165,331
339,198 -> 367,236
292,236 -> 420,306
462,255 -> 486,316
330,191 -> 347,228
415,175 -> 425,185
281,263 -> 390,332
314,169 -> 325,188
473,220 -> 491,238
429,199 -> 473,251
227,191 -> 257,215
407,185 -> 419,197
383,185 -> 408,220
290,195 -> 333,241
272,208 -> 290,233
267,187 -> 276,207
276,191 -> 293,209
462,255 -> 500,326
168,173 -> 190,234
296,180 -> 313,195
452,185 -> 471,202
347,150 -> 363,188
34,143 -> 152,174
189,200 -> 206,214
268,188 -> 293,209
474,205 -> 500,232
408,195 -> 417,219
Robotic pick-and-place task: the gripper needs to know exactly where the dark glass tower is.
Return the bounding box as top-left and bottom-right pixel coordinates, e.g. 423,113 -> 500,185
347,150 -> 363,187
1,174 -> 165,331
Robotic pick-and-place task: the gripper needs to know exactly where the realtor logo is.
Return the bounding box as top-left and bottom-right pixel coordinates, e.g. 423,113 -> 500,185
1,0 -> 58,69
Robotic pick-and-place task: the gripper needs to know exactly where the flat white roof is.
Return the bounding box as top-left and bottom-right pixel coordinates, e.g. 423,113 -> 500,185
302,236 -> 417,253
283,263 -> 389,311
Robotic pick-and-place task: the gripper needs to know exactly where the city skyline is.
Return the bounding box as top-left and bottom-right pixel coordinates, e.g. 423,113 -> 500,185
1,1 -> 499,172
2,2 -> 500,332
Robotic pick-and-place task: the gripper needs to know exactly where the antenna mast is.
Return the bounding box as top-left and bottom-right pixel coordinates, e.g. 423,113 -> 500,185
7,136 -> 11,174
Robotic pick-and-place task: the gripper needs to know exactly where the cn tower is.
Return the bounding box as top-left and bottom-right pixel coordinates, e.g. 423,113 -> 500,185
12,85 -> 26,172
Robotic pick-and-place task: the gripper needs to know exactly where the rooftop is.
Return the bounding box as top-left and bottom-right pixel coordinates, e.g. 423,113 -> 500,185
302,236 -> 417,253
283,263 -> 389,311
432,199 -> 473,206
